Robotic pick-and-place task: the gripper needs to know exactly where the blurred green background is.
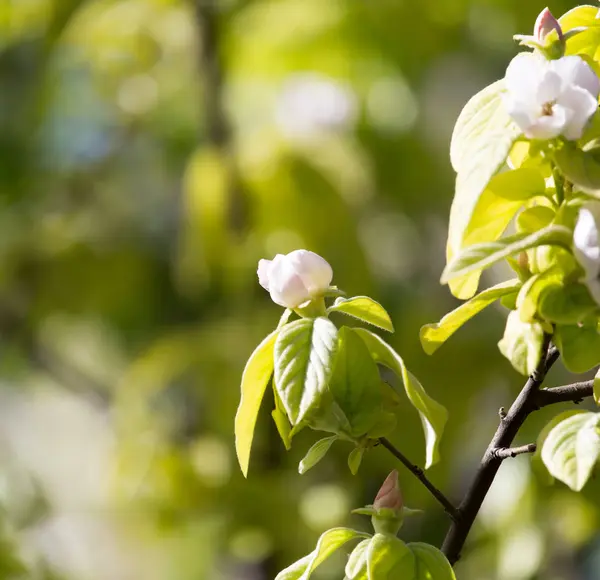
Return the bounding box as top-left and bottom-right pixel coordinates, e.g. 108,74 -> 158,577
0,0 -> 599,578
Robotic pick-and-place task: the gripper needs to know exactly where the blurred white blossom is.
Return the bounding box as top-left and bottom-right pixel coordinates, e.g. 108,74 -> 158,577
275,74 -> 357,138
574,203 -> 600,304
258,249 -> 333,308
503,52 -> 599,140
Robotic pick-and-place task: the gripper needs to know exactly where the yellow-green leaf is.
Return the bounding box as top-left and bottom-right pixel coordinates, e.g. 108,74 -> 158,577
235,329 -> 279,477
328,296 -> 394,332
420,279 -> 521,355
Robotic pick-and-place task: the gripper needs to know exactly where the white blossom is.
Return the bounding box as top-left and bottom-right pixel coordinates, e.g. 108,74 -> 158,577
503,52 -> 600,141
574,202 -> 600,305
257,250 -> 333,308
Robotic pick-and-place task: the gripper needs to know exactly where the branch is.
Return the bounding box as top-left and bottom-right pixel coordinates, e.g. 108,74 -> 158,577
492,443 -> 536,459
442,335 -> 556,564
536,380 -> 594,407
378,437 -> 459,521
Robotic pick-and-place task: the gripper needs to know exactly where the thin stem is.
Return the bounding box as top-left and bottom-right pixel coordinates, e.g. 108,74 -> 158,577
553,164 -> 565,205
378,437 -> 459,521
493,443 -> 536,459
441,335 -> 555,564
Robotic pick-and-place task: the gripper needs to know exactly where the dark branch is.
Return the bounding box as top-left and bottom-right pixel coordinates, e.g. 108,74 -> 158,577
378,437 -> 459,521
536,380 -> 594,407
492,443 -> 536,459
442,335 -> 555,565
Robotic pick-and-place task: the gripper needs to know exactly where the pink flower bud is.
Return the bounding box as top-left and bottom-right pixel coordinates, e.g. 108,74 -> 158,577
373,470 -> 403,511
534,7 -> 563,43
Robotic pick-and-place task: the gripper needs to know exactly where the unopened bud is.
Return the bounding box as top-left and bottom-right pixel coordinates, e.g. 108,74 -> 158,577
534,8 -> 563,43
373,470 -> 403,511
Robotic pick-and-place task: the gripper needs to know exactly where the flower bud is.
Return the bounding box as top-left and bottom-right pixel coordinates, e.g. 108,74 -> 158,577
534,7 -> 563,43
257,250 -> 333,309
373,470 -> 403,511
574,203 -> 600,305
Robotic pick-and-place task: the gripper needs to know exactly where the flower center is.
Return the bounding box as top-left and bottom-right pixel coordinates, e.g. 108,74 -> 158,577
541,101 -> 555,116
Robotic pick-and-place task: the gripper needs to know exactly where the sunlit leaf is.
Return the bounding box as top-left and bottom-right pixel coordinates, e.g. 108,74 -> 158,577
274,317 -> 338,425
420,279 -> 521,355
554,143 -> 600,199
328,296 -> 394,332
498,311 -> 545,376
408,542 -> 456,580
366,534 -> 415,579
272,387 -> 292,450
275,528 -> 370,580
541,411 -> 600,491
441,225 -> 573,285
346,538 -> 371,580
559,5 -> 600,61
235,329 -> 279,477
538,282 -> 599,324
354,328 -> 447,468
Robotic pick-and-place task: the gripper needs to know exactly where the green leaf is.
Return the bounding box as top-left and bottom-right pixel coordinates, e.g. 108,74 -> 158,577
441,225 -> 573,285
272,388 -> 292,450
420,279 -> 521,355
235,329 -> 278,477
554,143 -> 600,199
541,411 -> 600,491
348,447 -> 365,475
498,311 -> 545,376
366,534 -> 415,580
538,282 -> 599,324
366,411 -> 397,439
533,410 -> 583,485
447,80 -> 522,299
555,323 -> 600,373
516,267 -> 563,323
278,309 -> 294,328
299,436 -> 338,474
354,328 -> 448,468
328,296 -> 394,332
329,327 -> 383,437
559,5 -> 600,61
275,528 -> 369,580
408,543 -> 456,580
346,539 -> 371,580
274,317 -> 338,425
516,206 -> 556,234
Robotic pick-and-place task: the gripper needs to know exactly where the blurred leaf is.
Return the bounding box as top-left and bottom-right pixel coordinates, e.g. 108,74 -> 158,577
328,296 -> 394,332
274,317 -> 338,425
420,279 -> 521,355
517,267 -> 563,324
554,142 -> 600,198
441,225 -> 573,285
516,206 -> 556,233
408,542 -> 456,580
275,528 -> 369,580
555,323 -> 600,373
541,411 -> 600,491
354,328 -> 447,469
235,329 -> 278,477
366,534 -> 415,579
298,435 -> 338,474
538,281 -> 599,324
273,387 -> 293,450
498,310 -> 544,376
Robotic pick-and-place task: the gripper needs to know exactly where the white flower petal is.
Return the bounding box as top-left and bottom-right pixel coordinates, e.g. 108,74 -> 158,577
268,255 -> 310,308
525,106 -> 566,140
257,259 -> 272,290
505,53 -> 547,104
558,85 -> 599,140
574,205 -> 600,279
550,56 -> 600,98
536,70 -> 562,105
503,95 -> 537,134
286,249 -> 333,295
